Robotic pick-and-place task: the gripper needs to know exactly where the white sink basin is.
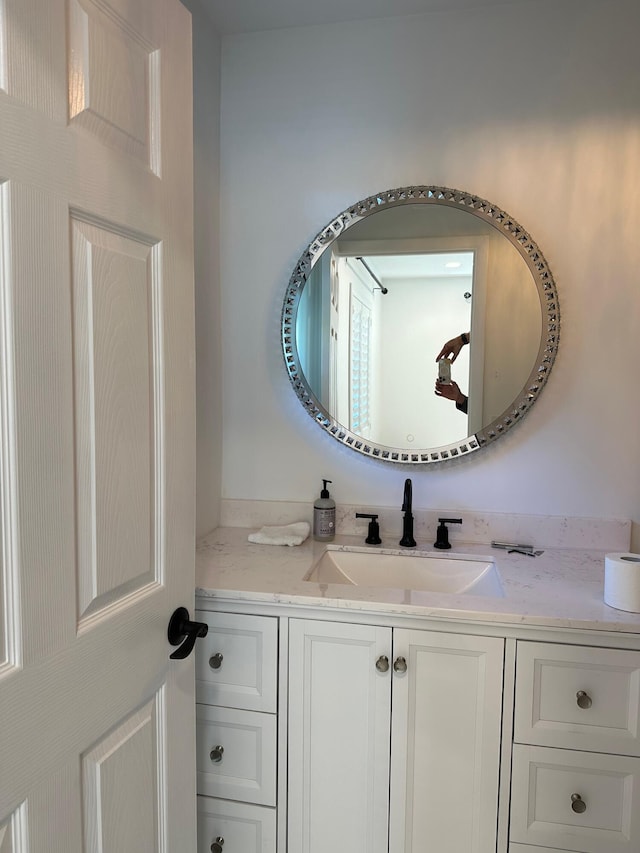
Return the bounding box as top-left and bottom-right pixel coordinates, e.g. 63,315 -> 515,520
304,546 -> 504,597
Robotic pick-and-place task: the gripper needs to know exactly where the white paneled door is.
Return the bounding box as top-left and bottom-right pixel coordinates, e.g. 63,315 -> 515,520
0,0 -> 197,850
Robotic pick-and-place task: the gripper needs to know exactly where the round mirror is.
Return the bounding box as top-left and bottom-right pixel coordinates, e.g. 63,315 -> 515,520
281,186 -> 559,464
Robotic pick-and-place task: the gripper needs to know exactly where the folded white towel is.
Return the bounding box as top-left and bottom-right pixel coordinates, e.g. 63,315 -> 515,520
248,521 -> 311,547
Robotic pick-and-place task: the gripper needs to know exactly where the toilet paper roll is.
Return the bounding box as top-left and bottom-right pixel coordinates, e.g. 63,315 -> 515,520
604,553 -> 640,613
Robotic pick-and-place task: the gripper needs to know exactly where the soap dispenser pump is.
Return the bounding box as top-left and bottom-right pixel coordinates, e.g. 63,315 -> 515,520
313,479 -> 336,541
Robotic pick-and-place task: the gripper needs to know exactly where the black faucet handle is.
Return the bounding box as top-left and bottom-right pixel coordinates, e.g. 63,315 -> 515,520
434,517 -> 462,550
355,513 -> 382,545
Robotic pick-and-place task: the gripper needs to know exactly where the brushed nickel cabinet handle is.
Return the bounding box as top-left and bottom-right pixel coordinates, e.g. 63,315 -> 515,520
211,837 -> 225,853
210,745 -> 224,763
576,690 -> 592,709
393,656 -> 407,673
209,653 -> 224,670
375,655 -> 390,673
571,793 -> 587,814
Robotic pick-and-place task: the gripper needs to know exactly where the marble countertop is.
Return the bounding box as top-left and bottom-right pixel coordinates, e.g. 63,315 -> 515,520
196,527 -> 640,634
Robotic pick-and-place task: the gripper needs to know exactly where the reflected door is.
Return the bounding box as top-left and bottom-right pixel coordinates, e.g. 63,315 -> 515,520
0,0 -> 196,850
349,281 -> 373,438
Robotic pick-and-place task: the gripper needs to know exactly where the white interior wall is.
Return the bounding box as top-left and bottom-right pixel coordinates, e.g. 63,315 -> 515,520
180,0 -> 223,536
215,0 -> 640,541
481,232 -> 542,424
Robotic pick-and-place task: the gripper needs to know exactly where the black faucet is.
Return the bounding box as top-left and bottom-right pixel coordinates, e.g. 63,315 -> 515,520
399,478 -> 416,548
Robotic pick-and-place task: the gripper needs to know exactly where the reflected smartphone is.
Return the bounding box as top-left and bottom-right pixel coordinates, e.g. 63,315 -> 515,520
438,358 -> 452,384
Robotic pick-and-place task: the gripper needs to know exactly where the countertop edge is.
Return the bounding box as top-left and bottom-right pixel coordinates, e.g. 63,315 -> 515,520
195,528 -> 640,636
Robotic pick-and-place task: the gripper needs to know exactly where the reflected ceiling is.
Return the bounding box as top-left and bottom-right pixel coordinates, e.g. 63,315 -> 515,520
199,0 -> 551,35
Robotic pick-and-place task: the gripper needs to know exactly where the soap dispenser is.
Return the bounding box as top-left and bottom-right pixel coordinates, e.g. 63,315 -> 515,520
313,479 -> 336,541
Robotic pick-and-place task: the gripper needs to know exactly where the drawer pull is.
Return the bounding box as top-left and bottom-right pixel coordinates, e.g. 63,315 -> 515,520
376,655 -> 390,673
209,653 -> 224,670
570,793 -> 587,814
393,656 -> 408,673
211,838 -> 225,853
576,690 -> 592,709
210,745 -> 224,763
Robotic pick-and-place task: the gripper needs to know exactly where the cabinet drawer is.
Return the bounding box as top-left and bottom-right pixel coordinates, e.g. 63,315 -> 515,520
197,796 -> 276,853
510,744 -> 640,852
195,610 -> 278,712
514,642 -> 640,755
196,705 -> 277,806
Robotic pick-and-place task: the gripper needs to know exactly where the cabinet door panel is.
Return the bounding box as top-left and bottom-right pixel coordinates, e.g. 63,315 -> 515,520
288,619 -> 392,853
389,630 -> 504,853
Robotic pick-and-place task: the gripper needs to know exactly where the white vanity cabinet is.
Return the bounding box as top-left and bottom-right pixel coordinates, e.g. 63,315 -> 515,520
287,618 -> 505,853
193,591 -> 640,853
194,610 -> 279,853
509,641 -> 640,853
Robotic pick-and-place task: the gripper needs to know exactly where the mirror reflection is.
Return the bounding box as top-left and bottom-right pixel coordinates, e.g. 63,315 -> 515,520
295,203 -> 542,449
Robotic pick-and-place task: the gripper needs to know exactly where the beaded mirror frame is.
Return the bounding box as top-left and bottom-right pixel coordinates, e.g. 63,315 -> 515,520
281,186 -> 560,465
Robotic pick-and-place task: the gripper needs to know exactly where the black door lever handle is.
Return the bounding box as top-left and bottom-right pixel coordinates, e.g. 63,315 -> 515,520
168,607 -> 208,659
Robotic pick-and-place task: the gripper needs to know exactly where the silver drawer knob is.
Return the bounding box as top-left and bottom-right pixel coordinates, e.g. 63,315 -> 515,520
570,793 -> 587,814
210,745 -> 224,763
376,655 -> 390,672
576,690 -> 592,709
211,838 -> 225,853
393,656 -> 407,673
209,653 -> 224,670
